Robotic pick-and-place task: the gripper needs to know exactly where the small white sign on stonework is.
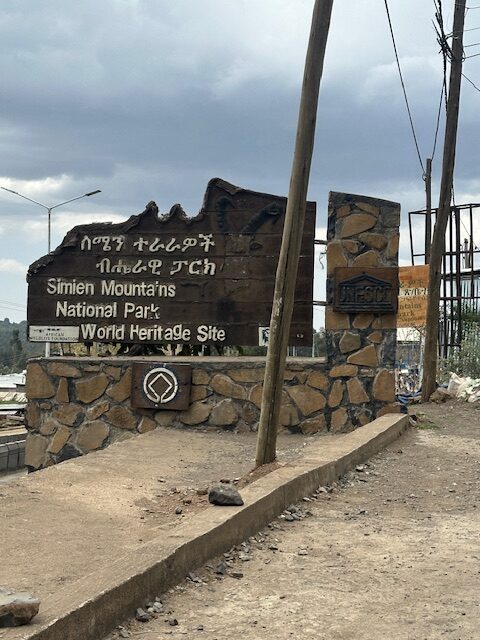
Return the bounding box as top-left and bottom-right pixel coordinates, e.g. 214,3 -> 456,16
258,326 -> 270,346
29,326 -> 80,342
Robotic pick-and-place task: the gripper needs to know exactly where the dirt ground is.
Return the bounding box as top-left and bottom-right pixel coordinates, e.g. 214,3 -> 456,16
104,400 -> 480,640
0,427 -> 307,601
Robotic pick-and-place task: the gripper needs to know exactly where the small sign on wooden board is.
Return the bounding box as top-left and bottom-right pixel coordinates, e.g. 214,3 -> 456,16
397,265 -> 429,328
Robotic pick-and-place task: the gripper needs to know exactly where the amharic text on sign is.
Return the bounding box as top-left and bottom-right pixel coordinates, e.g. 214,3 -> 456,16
27,179 -> 315,346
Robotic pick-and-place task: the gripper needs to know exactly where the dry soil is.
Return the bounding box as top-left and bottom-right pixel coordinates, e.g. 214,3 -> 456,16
0,427 -> 307,601
104,401 -> 480,640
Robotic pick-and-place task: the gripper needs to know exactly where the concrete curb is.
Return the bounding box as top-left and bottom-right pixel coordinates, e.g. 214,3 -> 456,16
0,439 -> 25,473
11,414 -> 408,640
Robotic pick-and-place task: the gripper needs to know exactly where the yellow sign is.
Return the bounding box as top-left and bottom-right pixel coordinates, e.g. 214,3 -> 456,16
397,265 -> 429,328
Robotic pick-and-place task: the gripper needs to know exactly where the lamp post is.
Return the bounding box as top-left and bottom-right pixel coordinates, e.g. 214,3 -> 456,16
0,187 -> 101,253
0,187 -> 101,356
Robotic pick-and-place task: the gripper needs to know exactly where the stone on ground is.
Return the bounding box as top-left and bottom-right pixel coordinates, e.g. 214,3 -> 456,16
0,587 -> 40,627
208,483 -> 244,506
430,387 -> 451,403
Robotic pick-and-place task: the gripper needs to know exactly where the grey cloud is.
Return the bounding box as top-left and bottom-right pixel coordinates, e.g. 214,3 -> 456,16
0,0 -> 479,323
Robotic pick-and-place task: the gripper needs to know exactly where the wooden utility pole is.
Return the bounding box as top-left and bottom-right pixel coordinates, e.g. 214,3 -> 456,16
424,157 -> 432,263
255,0 -> 333,467
422,0 -> 466,401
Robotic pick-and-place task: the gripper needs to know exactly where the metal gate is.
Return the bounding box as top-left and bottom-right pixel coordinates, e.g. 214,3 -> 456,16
408,202 -> 480,357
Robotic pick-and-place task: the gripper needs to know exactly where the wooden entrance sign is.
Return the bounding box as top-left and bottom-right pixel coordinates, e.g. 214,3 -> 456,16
27,179 -> 315,346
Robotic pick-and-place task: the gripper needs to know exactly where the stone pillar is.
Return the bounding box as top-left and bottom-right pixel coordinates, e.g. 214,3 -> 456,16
325,192 -> 400,431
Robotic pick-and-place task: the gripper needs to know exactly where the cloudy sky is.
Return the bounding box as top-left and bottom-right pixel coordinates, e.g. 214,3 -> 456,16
0,0 -> 479,326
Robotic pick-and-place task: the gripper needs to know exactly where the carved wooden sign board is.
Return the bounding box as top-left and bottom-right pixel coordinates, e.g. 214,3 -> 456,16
332,267 -> 399,314
27,179 -> 315,346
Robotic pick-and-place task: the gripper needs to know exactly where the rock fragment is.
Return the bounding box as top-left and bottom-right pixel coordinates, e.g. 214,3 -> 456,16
231,571 -> 244,579
0,587 -> 40,627
135,607 -> 151,623
215,561 -> 228,575
208,484 -> 244,506
430,388 -> 450,403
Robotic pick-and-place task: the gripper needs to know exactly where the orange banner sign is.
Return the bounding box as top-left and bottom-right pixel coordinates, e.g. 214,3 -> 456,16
397,265 -> 429,328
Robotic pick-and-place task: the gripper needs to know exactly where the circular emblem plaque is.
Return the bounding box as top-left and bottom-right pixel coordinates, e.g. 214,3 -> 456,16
143,367 -> 179,404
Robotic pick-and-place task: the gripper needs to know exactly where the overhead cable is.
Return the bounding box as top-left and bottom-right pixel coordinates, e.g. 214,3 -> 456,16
431,83 -> 445,160
384,0 -> 425,175
462,72 -> 480,90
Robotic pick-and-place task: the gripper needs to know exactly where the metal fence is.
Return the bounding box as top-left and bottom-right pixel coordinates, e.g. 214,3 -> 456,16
409,203 -> 480,357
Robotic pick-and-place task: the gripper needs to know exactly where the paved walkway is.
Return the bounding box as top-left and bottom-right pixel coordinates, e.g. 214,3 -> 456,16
104,402 -> 480,640
0,427 -> 306,602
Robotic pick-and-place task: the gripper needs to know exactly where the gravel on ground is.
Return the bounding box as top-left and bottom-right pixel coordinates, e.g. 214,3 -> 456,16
103,400 -> 480,640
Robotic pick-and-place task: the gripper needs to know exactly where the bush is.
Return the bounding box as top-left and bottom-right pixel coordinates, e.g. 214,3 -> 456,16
439,321 -> 480,380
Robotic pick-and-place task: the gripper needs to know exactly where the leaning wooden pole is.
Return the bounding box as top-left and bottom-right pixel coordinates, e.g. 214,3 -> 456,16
424,157 -> 432,264
421,0 -> 466,401
255,0 -> 334,467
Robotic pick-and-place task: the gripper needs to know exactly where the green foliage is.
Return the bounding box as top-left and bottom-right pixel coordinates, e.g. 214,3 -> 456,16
416,421 -> 439,430
447,303 -> 480,325
239,345 -> 268,357
240,329 -> 326,358
460,304 -> 480,325
0,318 -> 43,373
413,412 -> 439,430
439,321 -> 480,379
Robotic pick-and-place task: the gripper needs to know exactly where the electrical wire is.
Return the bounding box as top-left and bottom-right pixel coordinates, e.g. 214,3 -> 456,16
0,304 -> 26,318
435,0 -> 453,63
0,308 -> 26,317
431,82 -> 445,160
462,72 -> 480,90
384,0 -> 425,175
0,300 -> 26,310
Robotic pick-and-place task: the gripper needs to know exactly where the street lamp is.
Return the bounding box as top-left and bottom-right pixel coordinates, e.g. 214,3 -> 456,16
0,186 -> 101,357
0,187 -> 101,252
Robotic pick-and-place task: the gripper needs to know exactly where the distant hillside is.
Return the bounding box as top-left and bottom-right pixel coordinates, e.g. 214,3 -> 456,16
0,318 -> 43,373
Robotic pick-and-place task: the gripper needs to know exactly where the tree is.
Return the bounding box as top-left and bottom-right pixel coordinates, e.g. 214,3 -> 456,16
9,329 -> 25,371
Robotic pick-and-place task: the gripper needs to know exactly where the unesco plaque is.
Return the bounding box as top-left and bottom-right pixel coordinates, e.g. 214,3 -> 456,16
332,267 -> 399,314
